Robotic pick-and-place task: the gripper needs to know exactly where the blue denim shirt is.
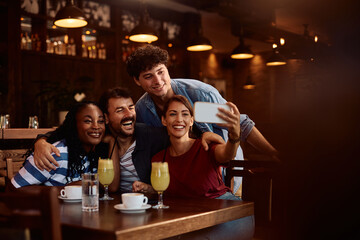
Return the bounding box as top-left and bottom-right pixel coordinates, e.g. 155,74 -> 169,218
135,78 -> 255,160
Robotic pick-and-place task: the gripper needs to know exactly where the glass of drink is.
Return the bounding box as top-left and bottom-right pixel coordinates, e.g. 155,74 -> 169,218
98,158 -> 115,200
151,162 -> 170,209
82,173 -> 99,212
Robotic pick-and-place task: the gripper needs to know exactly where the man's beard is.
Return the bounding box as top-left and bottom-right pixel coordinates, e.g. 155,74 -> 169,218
112,117 -> 135,138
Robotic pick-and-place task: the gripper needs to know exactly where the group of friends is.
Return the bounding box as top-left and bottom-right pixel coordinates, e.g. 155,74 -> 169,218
10,45 -> 279,201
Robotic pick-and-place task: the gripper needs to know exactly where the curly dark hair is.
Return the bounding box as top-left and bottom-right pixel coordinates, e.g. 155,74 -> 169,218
47,101 -> 106,183
126,44 -> 169,79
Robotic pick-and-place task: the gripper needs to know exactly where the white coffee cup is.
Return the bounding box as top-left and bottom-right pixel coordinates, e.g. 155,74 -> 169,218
122,193 -> 148,209
60,186 -> 82,199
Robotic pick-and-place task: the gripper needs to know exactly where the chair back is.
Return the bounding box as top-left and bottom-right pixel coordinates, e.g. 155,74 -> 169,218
225,159 -> 279,224
0,149 -> 28,188
225,159 -> 279,189
0,187 -> 62,240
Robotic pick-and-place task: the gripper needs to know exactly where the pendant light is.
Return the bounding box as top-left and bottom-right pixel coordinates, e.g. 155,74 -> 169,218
54,0 -> 87,28
266,44 -> 287,66
231,26 -> 254,59
129,1 -> 158,43
187,11 -> 213,52
243,76 -> 255,90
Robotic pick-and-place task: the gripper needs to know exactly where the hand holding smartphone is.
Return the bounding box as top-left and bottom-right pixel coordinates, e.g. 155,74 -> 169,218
194,102 -> 230,124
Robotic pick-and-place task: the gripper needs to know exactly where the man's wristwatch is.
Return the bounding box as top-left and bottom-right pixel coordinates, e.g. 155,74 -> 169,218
228,134 -> 241,144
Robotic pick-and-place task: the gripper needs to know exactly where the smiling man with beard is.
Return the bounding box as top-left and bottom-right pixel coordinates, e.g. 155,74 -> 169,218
98,88 -> 169,193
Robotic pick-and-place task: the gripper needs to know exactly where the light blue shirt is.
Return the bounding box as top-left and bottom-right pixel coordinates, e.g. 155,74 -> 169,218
11,139 -> 96,188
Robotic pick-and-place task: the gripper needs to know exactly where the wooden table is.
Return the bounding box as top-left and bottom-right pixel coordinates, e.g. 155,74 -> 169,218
60,194 -> 254,240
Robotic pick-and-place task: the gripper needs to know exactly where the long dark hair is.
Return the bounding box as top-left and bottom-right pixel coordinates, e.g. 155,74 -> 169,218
48,101 -> 105,182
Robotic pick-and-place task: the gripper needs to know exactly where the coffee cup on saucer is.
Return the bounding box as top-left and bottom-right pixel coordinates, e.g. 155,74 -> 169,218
121,193 -> 148,209
60,186 -> 82,199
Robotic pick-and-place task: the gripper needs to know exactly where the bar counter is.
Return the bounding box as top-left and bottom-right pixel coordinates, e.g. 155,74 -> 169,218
1,128 -> 56,140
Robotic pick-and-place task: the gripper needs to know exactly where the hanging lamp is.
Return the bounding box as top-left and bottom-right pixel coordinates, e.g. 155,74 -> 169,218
266,43 -> 287,66
231,26 -> 254,59
243,76 -> 255,90
129,1 -> 158,43
54,0 -> 87,28
187,11 -> 213,51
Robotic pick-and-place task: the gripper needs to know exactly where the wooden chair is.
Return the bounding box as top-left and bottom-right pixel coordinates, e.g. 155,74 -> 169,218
0,149 -> 28,188
225,159 -> 280,224
0,187 -> 62,240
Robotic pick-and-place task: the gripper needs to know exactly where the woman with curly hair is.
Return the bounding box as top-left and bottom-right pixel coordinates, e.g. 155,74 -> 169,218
11,101 -> 108,187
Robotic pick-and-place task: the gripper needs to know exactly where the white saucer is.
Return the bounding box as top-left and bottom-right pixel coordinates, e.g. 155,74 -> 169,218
58,196 -> 82,203
114,204 -> 151,213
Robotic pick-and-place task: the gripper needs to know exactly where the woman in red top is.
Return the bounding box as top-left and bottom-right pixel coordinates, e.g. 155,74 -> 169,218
135,95 -> 241,200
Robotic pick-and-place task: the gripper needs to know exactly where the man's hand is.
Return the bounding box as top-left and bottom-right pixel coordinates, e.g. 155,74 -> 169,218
34,138 -> 60,171
132,181 -> 156,194
201,132 -> 225,151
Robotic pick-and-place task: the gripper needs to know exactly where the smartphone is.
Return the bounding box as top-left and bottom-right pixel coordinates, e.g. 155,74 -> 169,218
194,102 -> 230,124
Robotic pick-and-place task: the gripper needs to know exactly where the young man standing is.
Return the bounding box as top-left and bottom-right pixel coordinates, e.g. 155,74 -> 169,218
126,45 -> 279,193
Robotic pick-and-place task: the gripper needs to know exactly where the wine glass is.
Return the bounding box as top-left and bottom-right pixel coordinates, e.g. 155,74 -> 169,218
151,162 -> 170,209
98,158 -> 114,200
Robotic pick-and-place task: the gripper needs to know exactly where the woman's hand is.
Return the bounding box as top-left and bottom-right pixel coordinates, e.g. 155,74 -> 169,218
34,138 -> 60,171
132,181 -> 156,194
214,102 -> 242,163
217,102 -> 241,142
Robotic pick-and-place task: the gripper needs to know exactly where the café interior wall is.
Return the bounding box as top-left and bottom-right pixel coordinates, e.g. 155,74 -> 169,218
19,53 -> 119,128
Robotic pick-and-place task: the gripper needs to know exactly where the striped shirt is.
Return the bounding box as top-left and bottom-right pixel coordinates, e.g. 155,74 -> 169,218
11,139 -> 96,188
119,141 -> 140,193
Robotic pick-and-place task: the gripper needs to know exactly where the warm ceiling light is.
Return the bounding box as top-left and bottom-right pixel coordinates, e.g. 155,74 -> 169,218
129,2 -> 158,43
187,35 -> 213,51
54,0 -> 87,28
280,38 -> 285,46
266,49 -> 287,66
314,35 -> 318,42
187,12 -> 213,52
129,24 -> 158,43
243,76 -> 255,90
231,36 -> 254,59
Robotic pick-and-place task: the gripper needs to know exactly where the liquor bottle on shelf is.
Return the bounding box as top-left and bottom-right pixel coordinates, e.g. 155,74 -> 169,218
98,43 -> 106,59
58,41 -> 66,55
54,41 -> 59,54
82,44 -> 88,58
21,32 -> 27,50
92,45 -> 97,59
25,32 -> 31,50
68,38 -> 76,56
31,34 -> 36,50
87,46 -> 92,58
46,36 -> 54,53
35,34 -> 41,51
64,35 -> 69,55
